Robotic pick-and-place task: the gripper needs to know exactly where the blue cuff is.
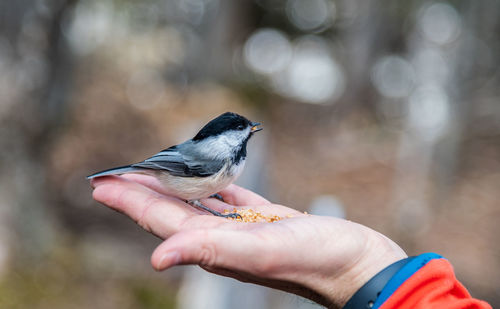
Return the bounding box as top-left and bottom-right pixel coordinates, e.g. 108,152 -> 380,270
373,252 -> 444,308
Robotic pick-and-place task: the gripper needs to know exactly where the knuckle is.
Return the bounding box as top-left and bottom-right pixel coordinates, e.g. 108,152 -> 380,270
111,187 -> 128,210
255,254 -> 278,275
136,195 -> 162,232
197,231 -> 218,267
199,244 -> 217,267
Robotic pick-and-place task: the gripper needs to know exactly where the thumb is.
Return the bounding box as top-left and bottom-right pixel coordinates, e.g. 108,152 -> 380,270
151,229 -> 266,272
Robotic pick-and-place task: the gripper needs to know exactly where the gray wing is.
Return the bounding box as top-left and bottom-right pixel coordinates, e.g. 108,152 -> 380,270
131,145 -> 223,177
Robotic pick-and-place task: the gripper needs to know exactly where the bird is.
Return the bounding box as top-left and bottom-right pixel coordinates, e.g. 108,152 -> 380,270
87,112 -> 262,218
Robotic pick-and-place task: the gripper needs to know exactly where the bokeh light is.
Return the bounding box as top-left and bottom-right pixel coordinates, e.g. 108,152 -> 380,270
408,85 -> 450,140
372,55 -> 415,98
309,195 -> 345,218
286,0 -> 335,32
272,36 -> 345,104
243,28 -> 292,75
64,0 -> 115,55
417,2 -> 462,45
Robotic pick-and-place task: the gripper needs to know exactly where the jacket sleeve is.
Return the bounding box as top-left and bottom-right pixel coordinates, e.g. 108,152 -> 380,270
375,253 -> 492,309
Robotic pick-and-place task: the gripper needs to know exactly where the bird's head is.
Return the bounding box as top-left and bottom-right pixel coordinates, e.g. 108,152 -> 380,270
193,112 -> 262,142
192,112 -> 262,161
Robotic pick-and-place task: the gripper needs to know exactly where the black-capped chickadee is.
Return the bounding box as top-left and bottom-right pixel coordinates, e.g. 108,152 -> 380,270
87,112 -> 262,218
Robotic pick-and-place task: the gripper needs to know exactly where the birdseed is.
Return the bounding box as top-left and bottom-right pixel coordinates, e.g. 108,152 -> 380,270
223,208 -> 285,223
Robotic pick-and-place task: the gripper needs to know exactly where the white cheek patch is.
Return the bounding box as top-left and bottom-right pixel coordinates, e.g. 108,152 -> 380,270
196,129 -> 250,160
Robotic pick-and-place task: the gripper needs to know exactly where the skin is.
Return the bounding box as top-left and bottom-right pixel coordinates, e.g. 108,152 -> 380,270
91,174 -> 407,309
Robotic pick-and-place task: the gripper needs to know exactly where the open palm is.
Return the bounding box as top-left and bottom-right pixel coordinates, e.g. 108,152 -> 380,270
91,174 -> 406,309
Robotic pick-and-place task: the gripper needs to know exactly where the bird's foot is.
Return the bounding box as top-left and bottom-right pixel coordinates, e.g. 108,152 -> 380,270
188,200 -> 241,219
209,193 -> 224,202
221,212 -> 242,219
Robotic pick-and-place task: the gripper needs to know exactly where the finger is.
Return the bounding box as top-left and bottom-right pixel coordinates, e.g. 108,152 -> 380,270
121,177 -> 271,208
217,184 -> 271,206
91,176 -> 194,238
119,175 -> 286,216
121,174 -> 171,196
151,229 -> 268,273
118,175 -> 233,216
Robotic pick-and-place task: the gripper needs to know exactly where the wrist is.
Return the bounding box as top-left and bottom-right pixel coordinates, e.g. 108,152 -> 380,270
342,257 -> 414,309
308,227 -> 407,309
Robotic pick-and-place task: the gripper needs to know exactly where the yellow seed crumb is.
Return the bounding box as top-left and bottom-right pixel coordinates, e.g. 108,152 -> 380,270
223,208 -> 289,223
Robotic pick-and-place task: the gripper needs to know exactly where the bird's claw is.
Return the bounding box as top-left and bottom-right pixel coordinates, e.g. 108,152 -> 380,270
210,193 -> 224,202
222,212 -> 242,219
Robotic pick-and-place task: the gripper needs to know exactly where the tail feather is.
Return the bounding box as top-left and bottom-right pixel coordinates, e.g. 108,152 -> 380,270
87,165 -> 146,179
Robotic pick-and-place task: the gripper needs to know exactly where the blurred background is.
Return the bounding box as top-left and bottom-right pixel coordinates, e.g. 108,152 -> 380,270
1,0 -> 499,308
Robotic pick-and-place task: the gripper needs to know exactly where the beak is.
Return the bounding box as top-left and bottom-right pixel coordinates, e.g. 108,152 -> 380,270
250,122 -> 263,133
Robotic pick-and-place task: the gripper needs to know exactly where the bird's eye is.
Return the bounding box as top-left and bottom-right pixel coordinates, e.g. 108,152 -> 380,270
237,125 -> 245,130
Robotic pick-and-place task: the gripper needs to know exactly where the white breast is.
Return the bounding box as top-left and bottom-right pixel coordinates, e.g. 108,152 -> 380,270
155,159 -> 246,200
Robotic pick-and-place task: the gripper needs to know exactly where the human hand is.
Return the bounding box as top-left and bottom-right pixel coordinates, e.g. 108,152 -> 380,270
91,175 -> 407,309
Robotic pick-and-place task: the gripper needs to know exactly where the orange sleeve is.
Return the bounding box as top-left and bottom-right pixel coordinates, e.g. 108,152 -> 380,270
379,258 -> 491,309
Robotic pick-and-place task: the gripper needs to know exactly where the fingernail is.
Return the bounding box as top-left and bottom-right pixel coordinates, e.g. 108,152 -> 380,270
157,251 -> 181,271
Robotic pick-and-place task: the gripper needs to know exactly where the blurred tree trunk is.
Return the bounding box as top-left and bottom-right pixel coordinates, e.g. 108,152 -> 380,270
0,0 -> 77,263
